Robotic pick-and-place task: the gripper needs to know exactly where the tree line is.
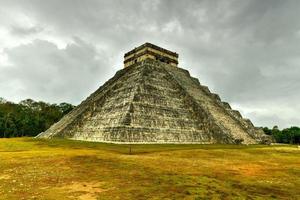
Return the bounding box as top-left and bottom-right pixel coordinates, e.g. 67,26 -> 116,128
0,98 -> 74,138
262,126 -> 300,144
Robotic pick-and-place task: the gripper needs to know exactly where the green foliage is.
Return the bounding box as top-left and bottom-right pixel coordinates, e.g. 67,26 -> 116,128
0,98 -> 75,138
262,127 -> 272,135
263,126 -> 300,144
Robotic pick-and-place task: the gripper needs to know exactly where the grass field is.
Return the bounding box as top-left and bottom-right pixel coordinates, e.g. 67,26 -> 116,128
0,138 -> 299,200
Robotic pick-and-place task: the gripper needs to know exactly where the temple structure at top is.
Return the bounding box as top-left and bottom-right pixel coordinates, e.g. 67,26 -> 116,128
124,42 -> 178,68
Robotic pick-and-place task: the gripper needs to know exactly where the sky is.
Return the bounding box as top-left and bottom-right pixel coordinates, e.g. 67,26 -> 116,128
0,0 -> 299,129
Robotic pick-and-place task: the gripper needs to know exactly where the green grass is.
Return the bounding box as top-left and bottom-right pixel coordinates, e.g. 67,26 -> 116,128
0,137 -> 299,200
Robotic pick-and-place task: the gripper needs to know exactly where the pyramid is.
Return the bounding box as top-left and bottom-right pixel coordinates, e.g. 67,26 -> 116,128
37,43 -> 270,144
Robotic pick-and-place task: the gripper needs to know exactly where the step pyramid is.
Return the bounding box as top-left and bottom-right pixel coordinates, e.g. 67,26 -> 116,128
37,43 -> 270,144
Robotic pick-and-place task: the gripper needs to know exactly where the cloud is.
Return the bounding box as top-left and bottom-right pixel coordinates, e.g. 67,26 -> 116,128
0,0 -> 299,128
10,25 -> 43,36
0,38 -> 113,104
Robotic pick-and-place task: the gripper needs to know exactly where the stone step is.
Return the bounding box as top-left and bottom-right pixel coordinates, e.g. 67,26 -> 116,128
73,126 -> 212,143
163,64 -> 256,144
131,102 -> 191,115
133,93 -> 185,108
131,113 -> 202,127
37,63 -> 138,138
140,83 -> 180,96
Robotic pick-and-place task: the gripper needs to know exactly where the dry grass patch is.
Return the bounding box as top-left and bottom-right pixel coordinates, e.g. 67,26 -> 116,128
0,137 -> 299,199
56,181 -> 110,200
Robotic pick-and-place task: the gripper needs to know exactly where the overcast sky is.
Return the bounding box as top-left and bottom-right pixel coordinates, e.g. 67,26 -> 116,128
0,0 -> 299,128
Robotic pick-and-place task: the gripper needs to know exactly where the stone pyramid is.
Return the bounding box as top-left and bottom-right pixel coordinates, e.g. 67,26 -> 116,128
37,43 -> 269,144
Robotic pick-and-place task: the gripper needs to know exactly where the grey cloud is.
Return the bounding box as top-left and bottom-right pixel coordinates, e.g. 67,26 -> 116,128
0,38 -> 114,104
0,0 -> 300,128
10,25 -> 43,36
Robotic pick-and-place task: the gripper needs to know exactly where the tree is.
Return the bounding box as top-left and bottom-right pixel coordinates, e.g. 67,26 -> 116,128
262,126 -> 300,144
59,103 -> 75,115
0,98 -> 75,138
262,127 -> 272,135
0,97 -> 7,104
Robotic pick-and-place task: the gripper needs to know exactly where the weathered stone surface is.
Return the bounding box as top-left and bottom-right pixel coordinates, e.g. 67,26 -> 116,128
37,59 -> 270,144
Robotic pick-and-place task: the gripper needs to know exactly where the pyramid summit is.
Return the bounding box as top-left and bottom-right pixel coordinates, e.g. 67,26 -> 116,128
124,42 -> 178,68
37,43 -> 270,144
